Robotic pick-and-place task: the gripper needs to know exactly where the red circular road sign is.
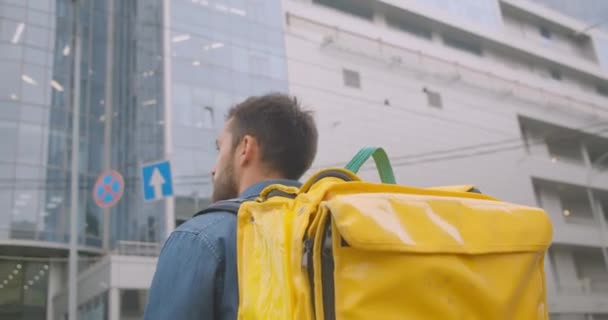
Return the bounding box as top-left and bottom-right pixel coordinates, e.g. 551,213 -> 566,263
93,170 -> 124,208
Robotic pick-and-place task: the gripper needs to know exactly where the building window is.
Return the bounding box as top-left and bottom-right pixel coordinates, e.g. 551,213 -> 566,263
520,121 -> 544,152
586,137 -> 608,169
539,26 -> 552,39
342,69 -> 361,89
557,184 -> 595,224
572,247 -> 608,294
78,292 -> 108,320
550,69 -> 562,81
597,85 -> 608,98
0,261 -> 50,319
546,135 -> 584,164
312,0 -> 374,21
549,245 -> 608,299
519,116 -> 586,164
442,34 -> 483,56
386,10 -> 432,39
423,87 -> 442,109
120,290 -> 148,319
599,193 -> 608,224
533,179 -> 597,224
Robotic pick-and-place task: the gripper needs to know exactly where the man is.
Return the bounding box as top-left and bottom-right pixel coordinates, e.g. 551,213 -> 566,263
143,93 -> 318,319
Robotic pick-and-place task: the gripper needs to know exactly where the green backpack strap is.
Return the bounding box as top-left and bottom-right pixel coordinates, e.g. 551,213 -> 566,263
345,147 -> 397,184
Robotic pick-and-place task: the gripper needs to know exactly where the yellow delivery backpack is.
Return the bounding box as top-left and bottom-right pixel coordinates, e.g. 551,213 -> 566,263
236,147 -> 553,320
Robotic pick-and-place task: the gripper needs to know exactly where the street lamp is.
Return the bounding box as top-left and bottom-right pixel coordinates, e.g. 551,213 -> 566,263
68,1 -> 83,319
573,18 -> 608,37
585,151 -> 608,274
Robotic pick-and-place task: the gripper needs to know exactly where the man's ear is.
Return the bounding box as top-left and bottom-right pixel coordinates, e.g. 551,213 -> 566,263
238,135 -> 258,166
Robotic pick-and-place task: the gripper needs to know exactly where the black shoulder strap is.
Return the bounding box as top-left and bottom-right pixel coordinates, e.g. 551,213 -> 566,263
193,198 -> 246,218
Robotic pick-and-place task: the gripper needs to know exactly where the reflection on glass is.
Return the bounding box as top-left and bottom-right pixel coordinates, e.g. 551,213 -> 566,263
0,260 -> 49,319
168,0 -> 288,215
78,292 -> 108,320
0,0 -> 288,247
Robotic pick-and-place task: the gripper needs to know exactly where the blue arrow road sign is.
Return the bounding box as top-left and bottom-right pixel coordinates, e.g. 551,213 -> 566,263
142,160 -> 174,201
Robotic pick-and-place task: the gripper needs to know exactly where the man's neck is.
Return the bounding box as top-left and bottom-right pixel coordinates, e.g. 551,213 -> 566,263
238,172 -> 286,196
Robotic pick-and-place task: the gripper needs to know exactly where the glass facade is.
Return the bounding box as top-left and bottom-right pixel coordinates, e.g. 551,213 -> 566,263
77,291 -> 107,320
0,0 -> 167,248
0,260 -> 50,320
1,0 -> 288,318
0,0 -> 288,246
1,0 -> 64,243
102,0 -> 166,247
168,0 -> 288,219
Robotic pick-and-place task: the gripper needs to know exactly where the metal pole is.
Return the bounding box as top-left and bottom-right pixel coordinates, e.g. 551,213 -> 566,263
575,19 -> 608,36
68,0 -> 82,319
102,0 -> 115,252
162,0 -> 175,239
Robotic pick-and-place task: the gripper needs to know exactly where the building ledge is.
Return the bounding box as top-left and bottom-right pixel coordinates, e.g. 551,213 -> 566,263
0,239 -> 104,257
548,294 -> 608,313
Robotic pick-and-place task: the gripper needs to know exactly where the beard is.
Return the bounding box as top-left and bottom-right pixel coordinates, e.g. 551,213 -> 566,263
211,157 -> 239,203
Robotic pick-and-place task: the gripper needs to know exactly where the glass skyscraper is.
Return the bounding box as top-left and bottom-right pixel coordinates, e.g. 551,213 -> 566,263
0,0 -> 287,318
168,0 -> 288,226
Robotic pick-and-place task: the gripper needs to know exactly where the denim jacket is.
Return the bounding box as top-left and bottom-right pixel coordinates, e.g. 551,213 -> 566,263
143,179 -> 300,320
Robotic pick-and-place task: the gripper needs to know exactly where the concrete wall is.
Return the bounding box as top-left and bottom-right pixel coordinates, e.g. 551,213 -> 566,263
283,0 -> 608,316
110,255 -> 157,289
284,1 -> 606,191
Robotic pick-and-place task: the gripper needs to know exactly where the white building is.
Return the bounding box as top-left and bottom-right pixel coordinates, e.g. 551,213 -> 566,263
283,0 -> 608,319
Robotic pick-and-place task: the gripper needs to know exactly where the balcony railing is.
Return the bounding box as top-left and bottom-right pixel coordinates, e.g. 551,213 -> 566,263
113,240 -> 160,257
558,278 -> 608,295
0,226 -> 102,248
